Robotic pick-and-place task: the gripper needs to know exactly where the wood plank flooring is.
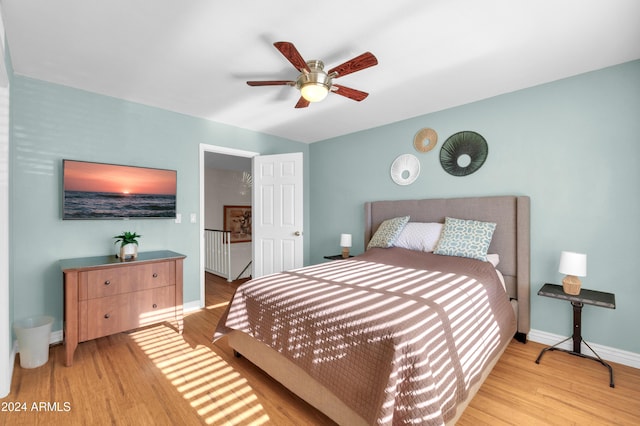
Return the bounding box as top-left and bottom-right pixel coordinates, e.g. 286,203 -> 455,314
2,273 -> 639,425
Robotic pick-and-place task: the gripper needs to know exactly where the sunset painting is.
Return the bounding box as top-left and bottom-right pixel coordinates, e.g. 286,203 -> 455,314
63,160 -> 177,219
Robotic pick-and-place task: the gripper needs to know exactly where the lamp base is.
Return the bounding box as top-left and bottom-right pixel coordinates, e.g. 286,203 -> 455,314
341,247 -> 350,259
562,275 -> 582,295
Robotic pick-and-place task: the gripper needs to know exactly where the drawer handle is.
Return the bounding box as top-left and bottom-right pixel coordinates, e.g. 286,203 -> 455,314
152,304 -> 158,309
104,280 -> 111,286
152,273 -> 158,278
104,313 -> 110,319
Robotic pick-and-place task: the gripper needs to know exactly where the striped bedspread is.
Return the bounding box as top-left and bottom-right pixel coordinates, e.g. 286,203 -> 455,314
215,247 -> 516,425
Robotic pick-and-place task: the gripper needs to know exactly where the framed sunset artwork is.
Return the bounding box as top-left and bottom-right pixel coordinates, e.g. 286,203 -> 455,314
62,159 -> 177,220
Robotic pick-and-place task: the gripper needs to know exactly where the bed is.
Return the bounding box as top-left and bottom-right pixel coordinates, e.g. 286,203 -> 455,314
214,195 -> 530,425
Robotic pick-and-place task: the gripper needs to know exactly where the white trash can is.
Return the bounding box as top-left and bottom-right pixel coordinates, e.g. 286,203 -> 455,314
13,316 -> 54,369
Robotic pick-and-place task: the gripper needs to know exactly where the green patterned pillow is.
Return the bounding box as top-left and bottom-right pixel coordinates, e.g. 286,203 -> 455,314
367,216 -> 410,250
434,217 -> 496,261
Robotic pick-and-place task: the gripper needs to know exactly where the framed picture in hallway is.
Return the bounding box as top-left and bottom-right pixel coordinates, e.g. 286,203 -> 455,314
223,205 -> 252,243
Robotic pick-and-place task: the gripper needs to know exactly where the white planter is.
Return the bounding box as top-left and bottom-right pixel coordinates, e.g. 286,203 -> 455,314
119,243 -> 138,260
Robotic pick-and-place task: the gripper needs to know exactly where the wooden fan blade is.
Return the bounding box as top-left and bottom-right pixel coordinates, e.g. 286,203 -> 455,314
332,84 -> 369,102
247,80 -> 294,86
274,41 -> 310,73
295,97 -> 310,108
328,52 -> 378,78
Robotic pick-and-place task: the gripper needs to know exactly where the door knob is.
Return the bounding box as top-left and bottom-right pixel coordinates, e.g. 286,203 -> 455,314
294,231 -> 301,236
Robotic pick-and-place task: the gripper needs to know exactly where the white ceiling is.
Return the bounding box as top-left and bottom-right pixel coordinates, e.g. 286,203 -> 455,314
2,0 -> 639,144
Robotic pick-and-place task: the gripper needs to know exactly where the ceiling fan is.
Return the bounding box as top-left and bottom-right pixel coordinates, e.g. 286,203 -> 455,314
247,41 -> 378,108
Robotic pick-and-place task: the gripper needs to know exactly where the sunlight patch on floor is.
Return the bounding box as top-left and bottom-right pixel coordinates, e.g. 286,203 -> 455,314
129,324 -> 270,425
207,301 -> 230,310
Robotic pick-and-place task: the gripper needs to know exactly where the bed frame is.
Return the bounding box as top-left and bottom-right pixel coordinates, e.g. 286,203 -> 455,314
227,195 -> 530,425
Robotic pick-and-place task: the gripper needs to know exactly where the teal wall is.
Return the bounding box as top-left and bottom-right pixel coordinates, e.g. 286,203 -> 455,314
9,76 -> 309,334
8,59 -> 639,356
309,60 -> 640,354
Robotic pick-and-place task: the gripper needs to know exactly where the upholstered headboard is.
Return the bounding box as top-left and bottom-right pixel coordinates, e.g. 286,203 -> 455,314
364,195 -> 530,337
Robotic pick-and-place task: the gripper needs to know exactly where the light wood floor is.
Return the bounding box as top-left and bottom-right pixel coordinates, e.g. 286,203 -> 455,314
3,273 -> 639,425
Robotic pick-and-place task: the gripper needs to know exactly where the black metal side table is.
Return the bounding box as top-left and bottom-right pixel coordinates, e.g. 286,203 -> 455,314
535,283 -> 616,387
323,254 -> 353,260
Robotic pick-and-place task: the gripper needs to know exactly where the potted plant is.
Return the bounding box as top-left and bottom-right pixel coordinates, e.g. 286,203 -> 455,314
113,231 -> 141,260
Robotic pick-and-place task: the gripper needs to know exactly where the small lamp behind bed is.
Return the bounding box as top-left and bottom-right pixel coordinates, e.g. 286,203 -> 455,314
340,234 -> 352,258
559,251 -> 587,295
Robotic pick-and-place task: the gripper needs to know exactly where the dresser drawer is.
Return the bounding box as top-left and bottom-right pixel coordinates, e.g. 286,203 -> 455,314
82,261 -> 176,299
84,285 -> 176,340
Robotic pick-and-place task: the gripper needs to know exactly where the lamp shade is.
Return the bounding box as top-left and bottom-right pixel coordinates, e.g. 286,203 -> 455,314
340,233 -> 352,248
558,251 -> 587,277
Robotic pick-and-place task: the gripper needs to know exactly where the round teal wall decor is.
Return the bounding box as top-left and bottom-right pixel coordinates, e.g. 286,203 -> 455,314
439,131 -> 488,176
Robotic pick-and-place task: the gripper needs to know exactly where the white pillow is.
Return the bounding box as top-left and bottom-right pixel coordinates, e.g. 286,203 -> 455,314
393,222 -> 443,252
486,253 -> 500,267
495,268 -> 507,292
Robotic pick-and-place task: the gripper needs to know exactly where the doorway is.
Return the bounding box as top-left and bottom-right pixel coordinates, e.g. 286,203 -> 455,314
199,144 -> 258,307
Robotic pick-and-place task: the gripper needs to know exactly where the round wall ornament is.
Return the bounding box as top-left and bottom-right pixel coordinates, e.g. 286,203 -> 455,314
413,128 -> 438,153
439,131 -> 488,176
390,154 -> 420,185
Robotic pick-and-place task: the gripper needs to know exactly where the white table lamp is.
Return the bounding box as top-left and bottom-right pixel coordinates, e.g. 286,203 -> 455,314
559,251 -> 587,295
340,234 -> 352,258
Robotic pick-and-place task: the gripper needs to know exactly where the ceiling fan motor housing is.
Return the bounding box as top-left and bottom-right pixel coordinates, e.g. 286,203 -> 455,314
296,60 -> 332,93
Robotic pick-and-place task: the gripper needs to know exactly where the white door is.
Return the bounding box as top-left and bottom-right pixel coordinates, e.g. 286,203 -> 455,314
252,152 -> 304,278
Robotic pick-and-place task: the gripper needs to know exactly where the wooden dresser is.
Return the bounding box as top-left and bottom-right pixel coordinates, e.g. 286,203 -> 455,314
60,250 -> 186,366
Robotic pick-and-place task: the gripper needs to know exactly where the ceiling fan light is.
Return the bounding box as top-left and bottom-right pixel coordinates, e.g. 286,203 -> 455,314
300,83 -> 329,102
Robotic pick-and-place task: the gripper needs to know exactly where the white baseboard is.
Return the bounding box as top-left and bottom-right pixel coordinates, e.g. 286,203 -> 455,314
3,340 -> 17,396
184,299 -> 202,313
50,329 -> 63,345
528,329 -> 640,369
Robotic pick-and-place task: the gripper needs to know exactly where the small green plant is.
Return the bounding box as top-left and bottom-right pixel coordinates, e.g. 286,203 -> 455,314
113,231 -> 142,247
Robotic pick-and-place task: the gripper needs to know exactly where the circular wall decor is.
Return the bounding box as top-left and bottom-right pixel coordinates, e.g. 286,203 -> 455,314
413,128 -> 438,153
439,131 -> 488,176
390,154 -> 420,185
